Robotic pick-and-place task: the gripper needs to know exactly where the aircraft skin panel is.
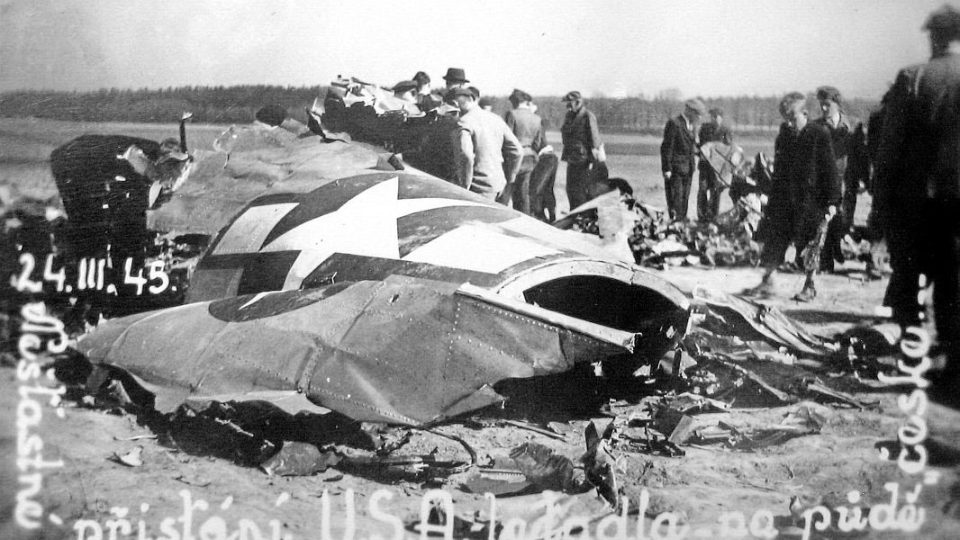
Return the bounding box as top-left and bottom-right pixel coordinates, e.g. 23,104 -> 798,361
80,275 -> 636,426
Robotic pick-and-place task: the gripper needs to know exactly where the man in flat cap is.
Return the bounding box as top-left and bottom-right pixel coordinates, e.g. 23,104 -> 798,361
447,86 -> 523,201
813,86 -> 869,273
503,89 -> 546,214
874,4 -> 960,406
747,92 -> 840,302
697,107 -> 733,222
661,99 -> 706,221
560,91 -> 604,210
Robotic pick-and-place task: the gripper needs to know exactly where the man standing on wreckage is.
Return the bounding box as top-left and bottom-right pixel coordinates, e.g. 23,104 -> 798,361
874,4 -> 960,406
745,92 -> 841,302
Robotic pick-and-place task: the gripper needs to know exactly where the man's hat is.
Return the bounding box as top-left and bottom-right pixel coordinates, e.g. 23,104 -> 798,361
468,86 -> 481,98
815,85 -> 842,105
442,67 -> 469,83
561,91 -> 582,102
708,107 -> 724,117
392,80 -> 418,93
509,88 -> 526,102
445,86 -> 474,101
924,4 -> 960,37
478,97 -> 494,109
684,98 -> 707,116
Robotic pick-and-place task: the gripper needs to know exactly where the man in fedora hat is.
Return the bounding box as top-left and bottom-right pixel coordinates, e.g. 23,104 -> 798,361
447,86 -> 523,201
560,91 -> 604,210
874,4 -> 960,406
442,67 -> 469,90
661,98 -> 707,221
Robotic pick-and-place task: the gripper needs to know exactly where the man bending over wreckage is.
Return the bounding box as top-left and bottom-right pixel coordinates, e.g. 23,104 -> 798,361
746,91 -> 841,301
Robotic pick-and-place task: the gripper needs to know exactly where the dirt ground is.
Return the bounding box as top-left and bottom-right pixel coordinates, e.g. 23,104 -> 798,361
2,119 -> 960,539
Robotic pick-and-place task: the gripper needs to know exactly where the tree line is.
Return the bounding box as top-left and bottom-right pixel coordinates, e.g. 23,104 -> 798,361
0,85 -> 879,136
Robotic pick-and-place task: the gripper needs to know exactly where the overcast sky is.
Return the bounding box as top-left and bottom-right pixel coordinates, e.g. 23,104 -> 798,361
0,0 -> 949,100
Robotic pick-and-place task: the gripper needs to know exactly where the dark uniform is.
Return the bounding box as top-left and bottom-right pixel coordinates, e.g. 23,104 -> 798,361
660,115 -> 699,221
761,122 -> 842,270
875,8 -> 960,395
697,120 -> 733,222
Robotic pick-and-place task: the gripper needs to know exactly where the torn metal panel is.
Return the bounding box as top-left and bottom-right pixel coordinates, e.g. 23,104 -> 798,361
79,274 -> 639,426
692,287 -> 838,357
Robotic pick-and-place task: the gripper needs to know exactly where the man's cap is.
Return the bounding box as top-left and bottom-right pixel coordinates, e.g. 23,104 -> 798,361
442,67 -> 469,83
815,85 -> 842,105
445,86 -> 474,100
561,90 -> 582,102
708,107 -> 724,117
924,4 -> 960,37
412,71 -> 431,85
478,97 -> 494,109
468,86 -> 481,98
684,98 -> 707,116
392,80 -> 418,93
509,88 -> 532,103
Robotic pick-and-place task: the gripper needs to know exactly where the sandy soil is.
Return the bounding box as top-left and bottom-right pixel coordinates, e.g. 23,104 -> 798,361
2,119 -> 959,540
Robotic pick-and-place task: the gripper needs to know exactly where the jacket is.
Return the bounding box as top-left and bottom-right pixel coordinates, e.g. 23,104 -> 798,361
560,107 -> 601,164
660,115 -> 698,176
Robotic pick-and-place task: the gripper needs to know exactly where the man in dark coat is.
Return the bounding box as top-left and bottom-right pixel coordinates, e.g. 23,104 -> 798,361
875,5 -> 960,405
746,92 -> 841,301
813,86 -> 870,272
661,99 -> 706,221
697,107 -> 733,222
560,91 -> 604,210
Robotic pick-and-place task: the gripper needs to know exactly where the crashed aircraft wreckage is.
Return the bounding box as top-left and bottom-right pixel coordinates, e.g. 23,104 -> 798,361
75,118 -> 691,427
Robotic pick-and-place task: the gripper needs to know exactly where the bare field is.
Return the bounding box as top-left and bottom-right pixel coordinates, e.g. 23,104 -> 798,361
1,118 -> 958,539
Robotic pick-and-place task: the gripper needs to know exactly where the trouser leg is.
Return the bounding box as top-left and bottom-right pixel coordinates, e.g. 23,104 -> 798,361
678,173 -> 693,221
929,200 -> 960,385
697,169 -> 710,222
566,163 -> 589,211
664,176 -> 678,220
512,169 -> 532,215
842,177 -> 859,230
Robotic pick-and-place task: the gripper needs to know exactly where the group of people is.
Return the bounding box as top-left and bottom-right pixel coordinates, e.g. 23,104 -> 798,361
392,67 -> 601,223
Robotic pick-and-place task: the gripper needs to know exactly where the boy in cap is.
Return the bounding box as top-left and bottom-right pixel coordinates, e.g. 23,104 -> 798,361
747,92 -> 840,301
560,91 -> 604,210
661,99 -> 706,221
874,4 -> 960,406
447,86 -> 523,201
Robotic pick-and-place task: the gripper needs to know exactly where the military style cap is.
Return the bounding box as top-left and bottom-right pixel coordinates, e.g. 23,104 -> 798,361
684,98 -> 707,116
468,86 -> 481,98
816,85 -> 842,105
925,4 -> 960,37
561,91 -> 582,102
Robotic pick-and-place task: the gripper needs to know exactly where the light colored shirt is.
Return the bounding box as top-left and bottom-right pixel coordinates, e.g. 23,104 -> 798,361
455,108 -> 523,198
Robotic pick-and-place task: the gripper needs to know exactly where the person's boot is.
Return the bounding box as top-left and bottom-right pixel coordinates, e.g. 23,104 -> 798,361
743,273 -> 776,298
793,278 -> 817,302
